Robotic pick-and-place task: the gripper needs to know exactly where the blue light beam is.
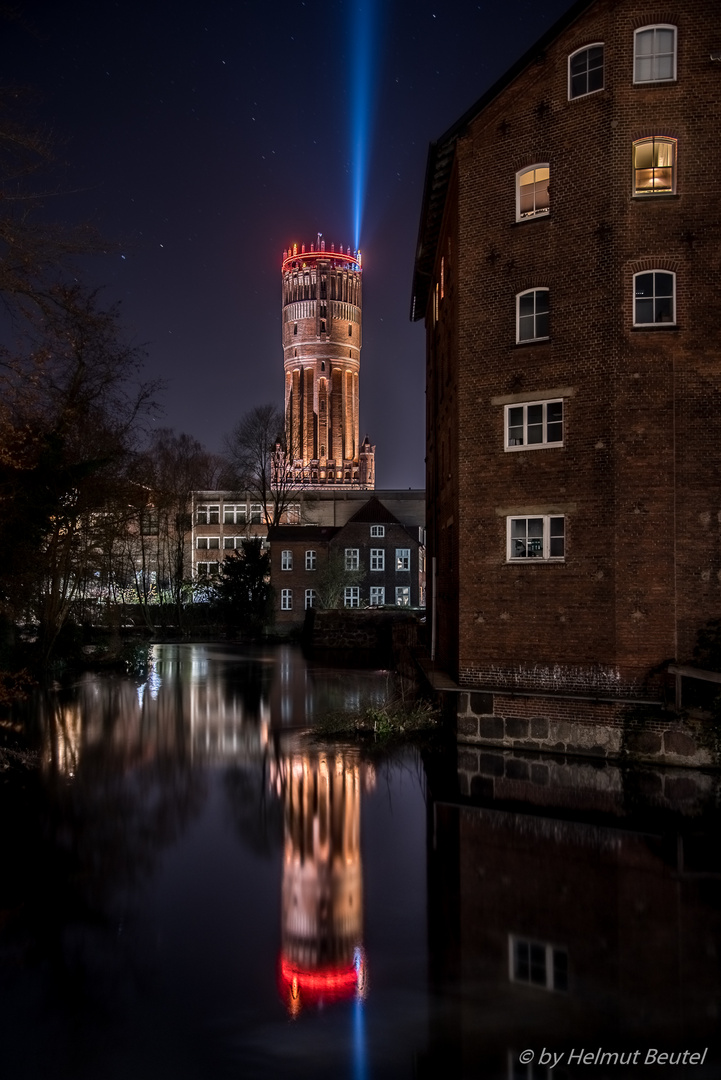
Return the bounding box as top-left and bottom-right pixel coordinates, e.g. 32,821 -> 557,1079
349,0 -> 379,252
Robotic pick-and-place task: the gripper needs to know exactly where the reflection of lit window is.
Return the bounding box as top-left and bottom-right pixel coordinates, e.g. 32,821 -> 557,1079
634,25 -> 676,83
633,137 -> 676,195
634,270 -> 675,325
370,548 -> 385,571
568,43 -> 604,98
395,586 -> 410,607
281,550 -> 293,571
509,935 -> 568,992
507,516 -> 565,561
281,589 -> 292,610
516,166 -> 550,220
345,548 -> 359,571
344,586 -> 360,607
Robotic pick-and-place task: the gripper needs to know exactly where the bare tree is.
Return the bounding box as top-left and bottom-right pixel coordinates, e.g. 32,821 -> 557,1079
224,403 -> 306,528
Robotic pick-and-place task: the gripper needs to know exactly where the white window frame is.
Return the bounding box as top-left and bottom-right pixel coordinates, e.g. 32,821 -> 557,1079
568,43 -> 604,99
370,548 -> 385,571
370,524 -> 385,538
516,289 -> 549,343
249,503 -> 263,524
281,549 -> 293,571
515,165 -> 550,221
223,503 -> 247,525
196,536 -> 220,550
633,136 -> 676,196
223,536 -> 245,550
507,516 -> 565,561
633,270 -> 676,326
344,586 -> 360,608
504,400 -> 564,451
369,586 -> 385,606
305,549 -> 316,571
395,548 -> 411,572
634,25 -> 677,84
395,586 -> 411,607
281,589 -> 292,611
196,561 -> 220,579
345,548 -> 359,571
509,935 -> 568,993
196,503 -> 219,525
304,589 -> 315,610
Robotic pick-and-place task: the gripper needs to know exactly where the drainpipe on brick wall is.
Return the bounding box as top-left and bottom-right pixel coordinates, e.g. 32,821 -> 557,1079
431,555 -> 437,662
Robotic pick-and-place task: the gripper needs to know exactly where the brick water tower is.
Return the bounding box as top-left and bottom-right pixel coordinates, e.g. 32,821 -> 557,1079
281,237 -> 375,488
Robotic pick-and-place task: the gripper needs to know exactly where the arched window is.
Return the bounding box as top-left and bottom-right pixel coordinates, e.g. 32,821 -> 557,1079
568,44 -> 604,99
633,271 -> 675,325
516,166 -> 550,221
634,25 -> 676,83
633,137 -> 676,195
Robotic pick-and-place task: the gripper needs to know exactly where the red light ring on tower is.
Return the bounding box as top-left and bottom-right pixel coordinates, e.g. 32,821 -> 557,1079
282,250 -> 362,272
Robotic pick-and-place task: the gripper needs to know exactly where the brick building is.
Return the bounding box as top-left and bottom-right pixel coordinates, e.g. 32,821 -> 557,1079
412,0 -> 721,699
281,239 -> 375,488
269,496 -> 425,626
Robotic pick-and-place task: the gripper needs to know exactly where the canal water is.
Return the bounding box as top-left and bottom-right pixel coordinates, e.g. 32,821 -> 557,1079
1,643 -> 719,1079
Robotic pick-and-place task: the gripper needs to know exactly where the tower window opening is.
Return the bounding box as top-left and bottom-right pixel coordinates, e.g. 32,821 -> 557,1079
321,320 -> 326,333
294,323 -> 297,335
348,324 -> 352,336
321,361 -> 325,371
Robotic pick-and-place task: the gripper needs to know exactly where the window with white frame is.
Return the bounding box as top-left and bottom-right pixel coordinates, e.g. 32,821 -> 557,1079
633,137 -> 676,195
396,548 -> 411,572
509,936 -> 568,993
395,586 -> 411,607
281,550 -> 293,571
223,536 -> 245,550
516,166 -> 550,220
281,589 -> 293,610
370,524 -> 385,538
196,503 -> 219,525
196,562 -> 220,578
517,289 -> 549,342
344,586 -> 360,607
305,589 -> 316,609
250,503 -> 263,524
568,43 -> 604,98
505,400 -> 563,450
345,548 -> 359,571
507,516 -> 565,560
370,586 -> 385,606
284,503 -> 301,524
634,271 -> 675,325
370,548 -> 385,571
634,25 -> 676,83
305,549 -> 317,570
196,536 -> 220,550
223,503 -> 246,525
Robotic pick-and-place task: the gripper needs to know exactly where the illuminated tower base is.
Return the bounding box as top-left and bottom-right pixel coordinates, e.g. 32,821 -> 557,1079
281,239 -> 375,489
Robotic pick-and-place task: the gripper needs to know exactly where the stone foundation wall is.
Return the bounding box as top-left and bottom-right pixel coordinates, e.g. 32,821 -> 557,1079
454,691 -> 717,769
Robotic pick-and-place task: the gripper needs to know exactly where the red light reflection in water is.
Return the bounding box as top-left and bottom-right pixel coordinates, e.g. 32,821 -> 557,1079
279,947 -> 367,1016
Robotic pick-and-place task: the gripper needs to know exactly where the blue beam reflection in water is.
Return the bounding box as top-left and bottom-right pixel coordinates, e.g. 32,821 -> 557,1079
1,642 -> 720,1079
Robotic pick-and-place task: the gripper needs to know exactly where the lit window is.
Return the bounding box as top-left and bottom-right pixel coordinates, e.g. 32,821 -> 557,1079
305,589 -> 315,609
370,525 -> 385,538
281,589 -> 292,610
507,517 -> 565,561
344,586 -> 360,607
634,25 -> 676,83
370,586 -> 385,605
634,271 -> 675,325
370,548 -> 385,571
517,289 -> 549,342
223,503 -> 246,525
395,548 -> 411,572
196,536 -> 220,550
281,550 -> 293,570
633,137 -> 676,195
305,549 -> 316,570
345,548 -> 359,571
505,400 -> 563,450
568,44 -> 604,98
510,936 -> 568,992
395,586 -> 411,607
516,166 -> 550,220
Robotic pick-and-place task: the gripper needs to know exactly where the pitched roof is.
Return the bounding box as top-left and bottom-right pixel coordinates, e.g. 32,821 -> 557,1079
266,525 -> 340,542
345,496 -> 402,525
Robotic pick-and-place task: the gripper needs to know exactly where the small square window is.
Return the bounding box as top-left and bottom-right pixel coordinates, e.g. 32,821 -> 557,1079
516,166 -> 550,221
634,271 -> 675,325
516,289 -> 549,342
370,525 -> 385,538
281,550 -> 293,571
345,548 -> 359,571
507,516 -> 565,561
634,25 -> 676,83
633,137 -> 676,195
370,548 -> 385,571
568,44 -> 604,99
305,549 -> 316,570
505,400 -> 563,450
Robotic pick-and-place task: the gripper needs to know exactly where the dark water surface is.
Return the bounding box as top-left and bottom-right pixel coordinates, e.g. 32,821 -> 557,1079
1,644 -> 719,1079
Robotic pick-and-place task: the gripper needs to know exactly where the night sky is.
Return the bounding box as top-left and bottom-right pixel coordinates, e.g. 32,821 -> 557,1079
5,0 -> 572,489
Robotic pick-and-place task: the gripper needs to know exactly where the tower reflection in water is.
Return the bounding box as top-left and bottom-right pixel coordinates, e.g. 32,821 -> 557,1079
271,747 -> 374,1015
